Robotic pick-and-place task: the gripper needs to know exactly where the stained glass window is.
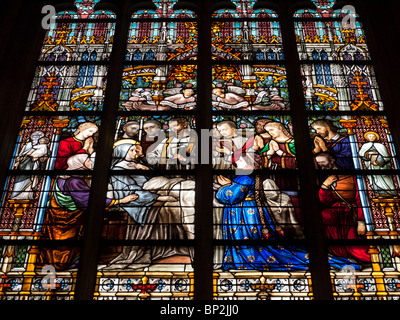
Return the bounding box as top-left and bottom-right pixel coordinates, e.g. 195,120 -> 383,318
0,0 -> 115,299
1,0 -> 400,304
95,0 -> 197,300
295,0 -> 400,300
211,1 -> 314,300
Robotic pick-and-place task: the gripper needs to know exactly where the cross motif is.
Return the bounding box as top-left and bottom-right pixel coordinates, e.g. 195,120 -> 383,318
31,72 -> 60,111
132,276 -> 157,300
340,29 -> 356,44
55,25 -> 71,45
350,71 -> 378,111
41,73 -> 59,101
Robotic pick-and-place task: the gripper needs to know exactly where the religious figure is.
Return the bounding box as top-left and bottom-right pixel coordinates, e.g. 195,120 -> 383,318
258,121 -> 297,190
315,152 -> 371,264
215,152 -> 361,271
109,140 -> 159,225
212,84 -> 249,110
159,84 -> 197,110
102,140 -> 194,270
141,119 -> 162,156
359,131 -> 398,198
38,153 -> 136,271
122,88 -> 156,111
146,117 -> 197,170
121,120 -> 140,141
212,120 -> 247,169
259,121 -> 296,170
11,131 -> 50,200
240,118 -> 272,155
311,119 -> 354,170
54,122 -> 98,170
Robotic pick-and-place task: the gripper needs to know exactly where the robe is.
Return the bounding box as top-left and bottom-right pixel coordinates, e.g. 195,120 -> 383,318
216,175 -> 361,271
160,93 -> 196,110
359,142 -> 397,196
55,137 -> 87,170
103,176 -> 192,270
146,134 -> 197,170
38,176 -> 114,270
141,135 -> 159,156
319,175 -> 371,263
325,135 -> 354,170
109,171 -> 158,226
212,93 -> 249,110
259,138 -> 297,190
213,135 -> 247,169
11,141 -> 49,200
122,90 -> 156,111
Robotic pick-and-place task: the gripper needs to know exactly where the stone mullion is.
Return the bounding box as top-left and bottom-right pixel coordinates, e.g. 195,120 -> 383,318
278,0 -> 334,300
74,0 -> 131,300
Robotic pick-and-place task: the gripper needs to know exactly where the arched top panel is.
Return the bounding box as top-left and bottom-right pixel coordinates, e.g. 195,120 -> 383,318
294,0 -> 359,18
42,0 -> 116,63
132,0 -> 196,19
212,0 -> 278,18
56,0 -> 116,19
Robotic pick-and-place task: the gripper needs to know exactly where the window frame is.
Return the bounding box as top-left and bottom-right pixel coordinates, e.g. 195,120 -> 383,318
0,0 -> 400,301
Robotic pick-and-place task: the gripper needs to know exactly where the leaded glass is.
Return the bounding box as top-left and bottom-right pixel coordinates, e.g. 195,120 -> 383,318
0,0 -> 112,299
120,65 -> 197,111
211,0 -> 311,301
1,0 -> 399,303
212,65 -> 289,111
212,4 -> 283,62
94,0 -> 197,300
296,0 -> 400,300
27,65 -> 108,112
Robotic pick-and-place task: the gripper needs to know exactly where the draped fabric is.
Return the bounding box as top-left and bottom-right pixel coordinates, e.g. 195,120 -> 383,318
55,137 -> 86,170
359,141 -> 397,196
37,177 -> 103,270
38,155 -> 114,271
325,135 -> 354,170
102,145 -> 193,270
216,175 -> 361,271
37,195 -> 83,270
110,143 -> 158,225
319,175 -> 371,263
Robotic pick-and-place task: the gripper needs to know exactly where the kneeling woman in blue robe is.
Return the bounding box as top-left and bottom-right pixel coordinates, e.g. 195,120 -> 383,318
215,173 -> 361,271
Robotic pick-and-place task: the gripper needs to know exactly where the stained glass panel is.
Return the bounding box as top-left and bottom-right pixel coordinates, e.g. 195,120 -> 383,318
301,63 -> 383,112
210,0 -> 313,301
41,19 -> 115,62
120,65 -> 197,111
96,253 -> 194,299
212,115 -> 297,171
93,0 -> 198,301
2,0 -> 400,303
212,65 -> 289,111
128,0 -> 197,63
127,21 -> 198,62
0,0 -> 110,299
212,4 -> 283,62
295,20 -> 368,61
297,0 -> 400,300
26,65 -> 108,112
211,21 -> 283,61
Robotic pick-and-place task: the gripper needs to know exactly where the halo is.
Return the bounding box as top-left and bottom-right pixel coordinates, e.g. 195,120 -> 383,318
363,131 -> 380,141
113,139 -> 140,149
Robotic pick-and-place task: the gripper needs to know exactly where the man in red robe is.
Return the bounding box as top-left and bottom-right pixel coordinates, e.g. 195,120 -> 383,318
315,152 -> 371,263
